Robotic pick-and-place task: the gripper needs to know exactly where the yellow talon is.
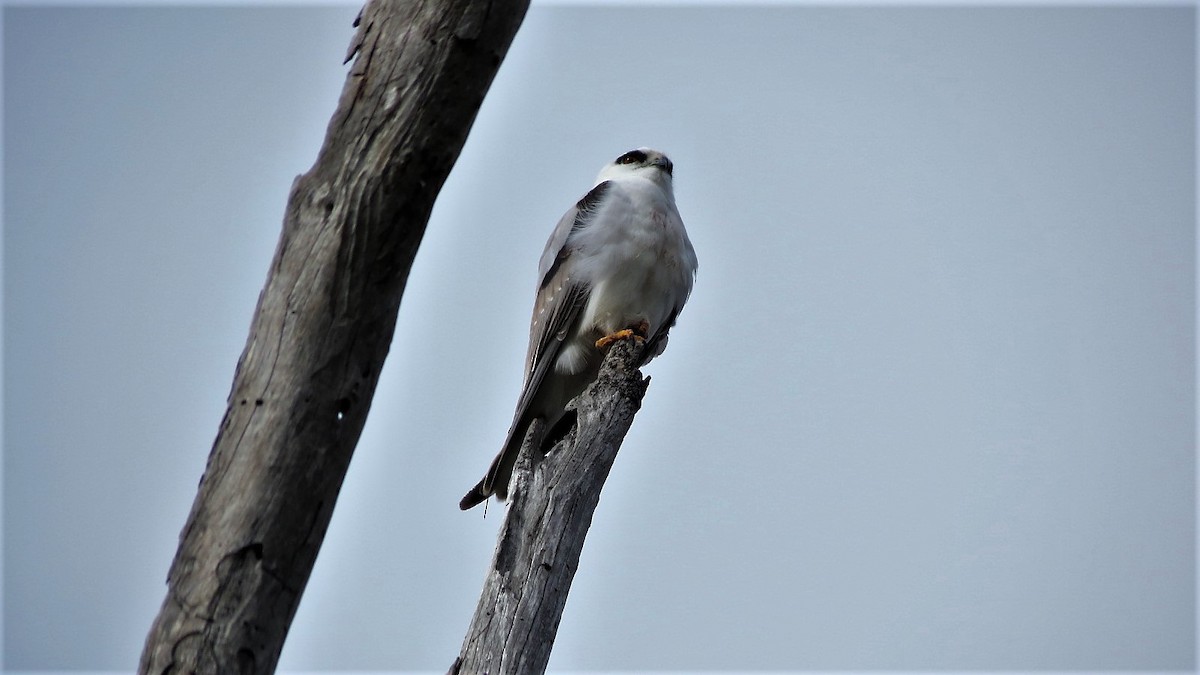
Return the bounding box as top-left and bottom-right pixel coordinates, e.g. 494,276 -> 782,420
595,328 -> 640,349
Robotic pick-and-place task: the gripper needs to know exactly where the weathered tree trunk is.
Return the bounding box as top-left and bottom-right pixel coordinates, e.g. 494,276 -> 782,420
140,1 -> 529,672
452,337 -> 650,675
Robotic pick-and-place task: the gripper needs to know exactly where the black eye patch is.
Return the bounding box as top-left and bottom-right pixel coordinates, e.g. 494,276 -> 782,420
616,150 -> 648,165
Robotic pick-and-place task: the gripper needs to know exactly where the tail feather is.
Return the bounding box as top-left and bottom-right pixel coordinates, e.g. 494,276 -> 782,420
458,427 -> 522,511
459,415 -> 542,511
459,480 -> 489,511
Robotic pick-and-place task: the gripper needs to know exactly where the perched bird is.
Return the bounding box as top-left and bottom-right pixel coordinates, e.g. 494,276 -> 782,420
459,148 -> 698,510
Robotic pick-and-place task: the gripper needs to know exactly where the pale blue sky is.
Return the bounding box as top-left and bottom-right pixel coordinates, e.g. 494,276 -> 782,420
3,4 -> 1196,671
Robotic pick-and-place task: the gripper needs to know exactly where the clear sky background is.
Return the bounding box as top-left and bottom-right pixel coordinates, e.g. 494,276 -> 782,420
3,3 -> 1196,672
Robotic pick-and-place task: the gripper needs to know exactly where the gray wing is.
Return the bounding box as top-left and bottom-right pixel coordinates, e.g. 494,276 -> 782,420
469,181 -> 613,503
519,180 -> 613,392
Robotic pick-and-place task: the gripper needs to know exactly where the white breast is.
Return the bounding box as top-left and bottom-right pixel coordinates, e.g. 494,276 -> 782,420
554,175 -> 696,374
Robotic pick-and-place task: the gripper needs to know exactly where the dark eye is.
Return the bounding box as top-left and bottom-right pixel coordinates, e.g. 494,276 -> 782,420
616,150 -> 647,165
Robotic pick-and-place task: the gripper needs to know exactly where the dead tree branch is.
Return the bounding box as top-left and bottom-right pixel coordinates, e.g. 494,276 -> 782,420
140,1 -> 529,672
452,337 -> 650,675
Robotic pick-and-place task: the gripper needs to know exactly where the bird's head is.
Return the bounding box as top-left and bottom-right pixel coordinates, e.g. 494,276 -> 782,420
594,148 -> 675,189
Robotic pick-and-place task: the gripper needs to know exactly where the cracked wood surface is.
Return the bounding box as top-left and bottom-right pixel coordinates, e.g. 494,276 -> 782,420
451,338 -> 650,675
139,0 -> 529,672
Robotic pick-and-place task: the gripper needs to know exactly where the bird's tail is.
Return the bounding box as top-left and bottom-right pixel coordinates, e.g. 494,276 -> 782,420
459,480 -> 490,511
459,416 -> 533,510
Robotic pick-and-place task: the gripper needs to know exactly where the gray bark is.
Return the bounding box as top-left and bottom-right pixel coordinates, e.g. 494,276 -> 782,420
139,0 -> 529,672
452,337 -> 650,675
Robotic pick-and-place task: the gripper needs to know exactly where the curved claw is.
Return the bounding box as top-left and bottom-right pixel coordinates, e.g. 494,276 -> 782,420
595,322 -> 649,349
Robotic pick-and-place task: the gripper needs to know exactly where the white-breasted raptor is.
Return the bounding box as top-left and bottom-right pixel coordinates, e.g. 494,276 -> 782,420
459,148 -> 698,510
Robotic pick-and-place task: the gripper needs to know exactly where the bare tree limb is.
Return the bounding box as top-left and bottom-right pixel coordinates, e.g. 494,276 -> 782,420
140,1 -> 529,672
452,337 -> 651,675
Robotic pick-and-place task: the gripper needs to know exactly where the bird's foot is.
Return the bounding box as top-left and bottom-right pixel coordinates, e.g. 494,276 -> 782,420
595,321 -> 650,349
595,329 -> 635,349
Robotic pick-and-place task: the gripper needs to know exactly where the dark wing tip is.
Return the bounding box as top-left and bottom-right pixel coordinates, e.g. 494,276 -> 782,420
459,481 -> 489,510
